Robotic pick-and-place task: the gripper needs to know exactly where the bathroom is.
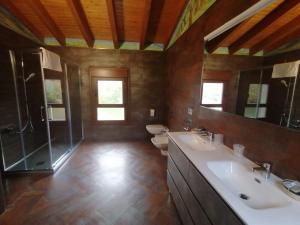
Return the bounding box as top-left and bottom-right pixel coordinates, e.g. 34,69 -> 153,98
1,0 -> 300,224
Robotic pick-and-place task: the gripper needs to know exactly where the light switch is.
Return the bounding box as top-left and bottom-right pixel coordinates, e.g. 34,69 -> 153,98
150,109 -> 155,117
188,107 -> 193,115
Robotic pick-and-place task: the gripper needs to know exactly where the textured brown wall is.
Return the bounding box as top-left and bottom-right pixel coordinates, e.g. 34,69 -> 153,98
50,47 -> 166,141
165,1 -> 300,180
166,22 -> 204,131
0,25 -> 38,49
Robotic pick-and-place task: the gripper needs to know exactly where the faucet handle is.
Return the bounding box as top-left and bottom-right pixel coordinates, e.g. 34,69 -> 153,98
255,162 -> 271,168
207,131 -> 214,141
191,127 -> 206,133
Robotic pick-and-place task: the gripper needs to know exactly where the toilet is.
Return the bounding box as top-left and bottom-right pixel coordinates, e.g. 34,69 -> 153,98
146,124 -> 169,156
151,134 -> 169,156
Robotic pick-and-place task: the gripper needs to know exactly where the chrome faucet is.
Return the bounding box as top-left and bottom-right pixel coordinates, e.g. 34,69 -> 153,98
252,162 -> 272,180
183,119 -> 192,131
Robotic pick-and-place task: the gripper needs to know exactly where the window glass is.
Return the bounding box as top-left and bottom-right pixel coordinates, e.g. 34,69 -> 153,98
45,79 -> 63,104
202,83 -> 224,104
98,80 -> 123,104
244,107 -> 267,119
260,84 -> 269,104
244,107 -> 257,118
47,107 -> 66,121
247,84 -> 269,104
209,107 -> 223,111
247,84 -> 260,104
258,107 -> 267,118
97,108 -> 125,121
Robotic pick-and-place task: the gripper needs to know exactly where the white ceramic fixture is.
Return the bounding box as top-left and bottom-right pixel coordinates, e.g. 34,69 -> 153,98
173,132 -> 215,151
146,124 -> 168,135
207,160 -> 290,210
151,134 -> 169,156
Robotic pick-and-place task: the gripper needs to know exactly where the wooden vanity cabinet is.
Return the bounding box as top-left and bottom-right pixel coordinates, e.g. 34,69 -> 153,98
167,139 -> 244,225
0,172 -> 5,214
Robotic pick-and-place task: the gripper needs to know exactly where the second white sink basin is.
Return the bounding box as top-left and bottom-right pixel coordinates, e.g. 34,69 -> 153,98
174,133 -> 215,151
207,160 -> 290,210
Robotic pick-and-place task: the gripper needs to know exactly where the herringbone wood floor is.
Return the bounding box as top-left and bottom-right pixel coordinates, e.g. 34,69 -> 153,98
0,141 -> 182,225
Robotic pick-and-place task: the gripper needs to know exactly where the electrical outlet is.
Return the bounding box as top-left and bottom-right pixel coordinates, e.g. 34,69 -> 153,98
188,107 -> 193,115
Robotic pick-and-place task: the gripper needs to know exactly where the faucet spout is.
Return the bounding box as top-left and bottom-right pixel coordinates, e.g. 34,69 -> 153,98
252,162 -> 272,180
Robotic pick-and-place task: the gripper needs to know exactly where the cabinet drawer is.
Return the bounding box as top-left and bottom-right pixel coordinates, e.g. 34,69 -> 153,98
168,139 -> 189,178
167,172 -> 194,225
168,156 -> 211,225
188,164 -> 243,225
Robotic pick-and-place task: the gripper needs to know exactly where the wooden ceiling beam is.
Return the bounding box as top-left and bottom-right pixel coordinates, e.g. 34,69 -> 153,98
264,26 -> 300,54
229,0 -> 300,54
251,14 -> 300,54
0,0 -> 44,41
66,0 -> 94,48
164,0 -> 188,50
205,28 -> 235,53
28,0 -> 65,46
139,0 -> 152,50
106,0 -> 119,49
205,0 -> 284,54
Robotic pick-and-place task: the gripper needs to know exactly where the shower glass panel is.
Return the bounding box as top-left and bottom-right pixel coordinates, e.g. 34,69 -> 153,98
0,50 -> 24,170
236,69 -> 263,119
44,68 -> 71,166
14,51 -> 51,170
0,50 -> 51,171
67,64 -> 83,147
0,48 -> 83,172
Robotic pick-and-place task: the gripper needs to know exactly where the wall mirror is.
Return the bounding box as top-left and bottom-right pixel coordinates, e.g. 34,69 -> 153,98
200,61 -> 300,131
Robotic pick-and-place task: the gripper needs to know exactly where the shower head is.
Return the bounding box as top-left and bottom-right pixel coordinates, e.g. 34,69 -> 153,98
25,73 -> 36,82
280,80 -> 288,88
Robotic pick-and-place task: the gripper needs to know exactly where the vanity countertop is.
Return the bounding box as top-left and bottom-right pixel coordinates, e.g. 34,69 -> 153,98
168,131 -> 300,225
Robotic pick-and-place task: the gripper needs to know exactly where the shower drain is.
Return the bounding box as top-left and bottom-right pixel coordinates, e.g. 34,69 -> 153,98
239,193 -> 250,200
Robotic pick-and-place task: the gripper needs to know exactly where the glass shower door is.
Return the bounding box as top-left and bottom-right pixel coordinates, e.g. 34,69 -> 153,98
0,50 -> 24,171
67,64 -> 83,147
16,51 -> 51,170
0,49 -> 51,171
44,65 -> 71,167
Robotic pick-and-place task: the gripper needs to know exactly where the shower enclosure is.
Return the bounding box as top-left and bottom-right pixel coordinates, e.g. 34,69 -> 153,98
0,48 -> 83,172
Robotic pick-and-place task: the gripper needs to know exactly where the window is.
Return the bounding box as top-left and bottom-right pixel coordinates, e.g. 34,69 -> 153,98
244,83 -> 269,119
90,68 -> 128,123
45,78 -> 66,121
201,82 -> 225,111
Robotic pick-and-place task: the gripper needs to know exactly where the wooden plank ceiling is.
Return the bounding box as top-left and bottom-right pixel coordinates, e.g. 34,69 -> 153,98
206,0 -> 300,55
0,0 -> 188,50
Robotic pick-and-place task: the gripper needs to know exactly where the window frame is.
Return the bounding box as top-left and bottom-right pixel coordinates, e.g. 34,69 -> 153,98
243,83 -> 269,119
200,80 -> 226,111
90,67 -> 129,124
44,73 -> 67,122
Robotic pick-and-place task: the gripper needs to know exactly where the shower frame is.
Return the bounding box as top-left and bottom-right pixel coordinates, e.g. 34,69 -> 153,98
238,65 -> 299,129
1,48 -> 84,173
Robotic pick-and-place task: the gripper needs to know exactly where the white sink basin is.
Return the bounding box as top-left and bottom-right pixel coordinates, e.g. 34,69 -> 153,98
207,160 -> 290,210
174,133 -> 215,151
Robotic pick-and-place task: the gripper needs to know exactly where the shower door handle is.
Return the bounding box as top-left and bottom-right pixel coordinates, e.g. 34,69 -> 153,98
40,106 -> 45,122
